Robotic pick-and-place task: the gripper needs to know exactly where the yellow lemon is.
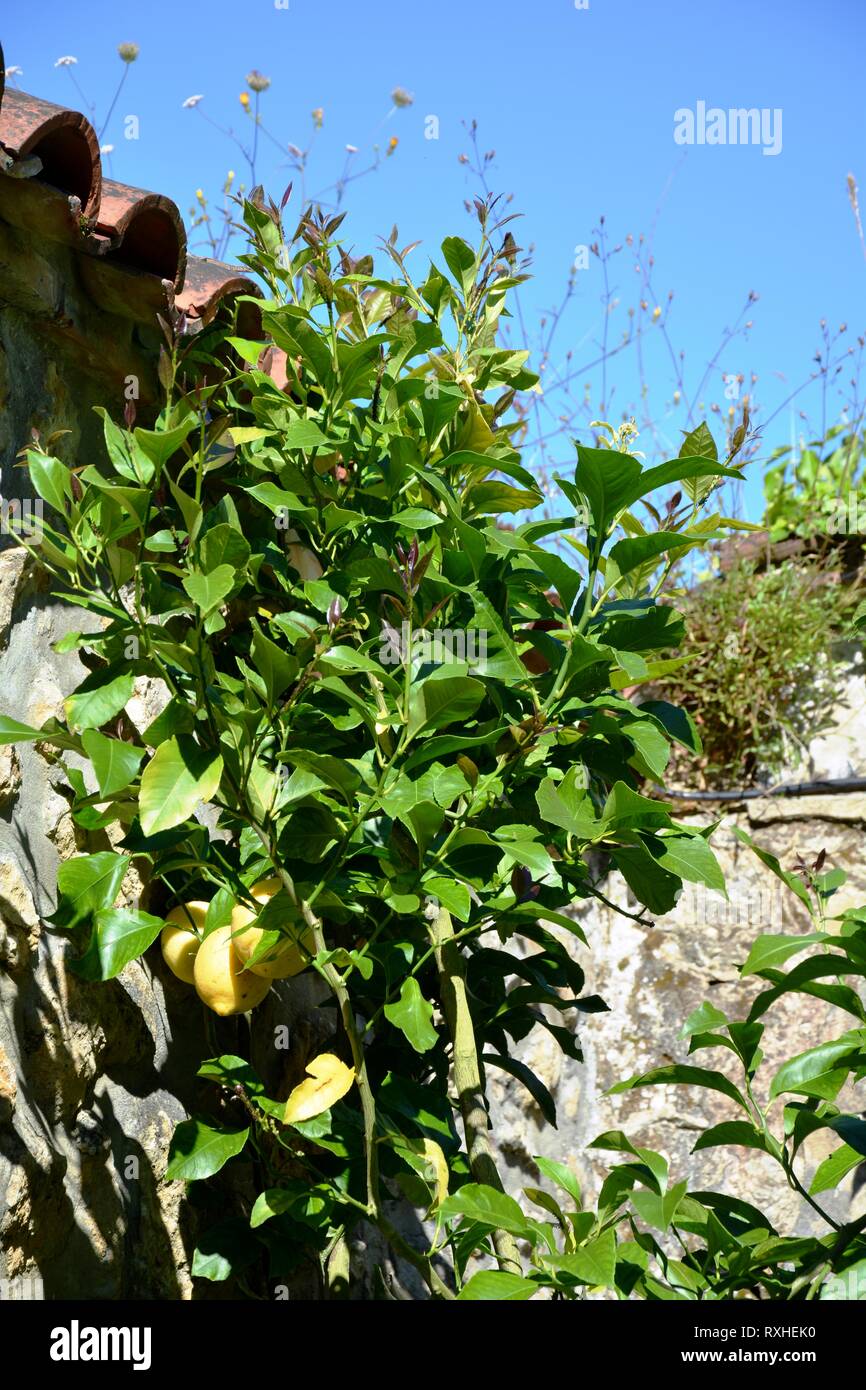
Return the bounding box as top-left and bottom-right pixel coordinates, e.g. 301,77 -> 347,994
160,902 -> 208,984
193,924 -> 272,1016
231,877 -> 315,979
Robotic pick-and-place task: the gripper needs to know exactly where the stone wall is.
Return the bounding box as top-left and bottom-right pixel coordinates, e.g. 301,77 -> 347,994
491,668 -> 866,1238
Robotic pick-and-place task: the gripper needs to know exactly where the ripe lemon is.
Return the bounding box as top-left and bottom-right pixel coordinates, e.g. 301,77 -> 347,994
193,924 -> 272,1015
231,876 -> 316,979
160,902 -> 208,984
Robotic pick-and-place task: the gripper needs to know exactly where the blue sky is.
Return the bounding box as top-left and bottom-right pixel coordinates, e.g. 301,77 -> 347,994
3,0 -> 865,519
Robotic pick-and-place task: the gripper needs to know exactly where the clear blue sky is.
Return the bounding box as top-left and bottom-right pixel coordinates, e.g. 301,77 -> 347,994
3,0 -> 865,519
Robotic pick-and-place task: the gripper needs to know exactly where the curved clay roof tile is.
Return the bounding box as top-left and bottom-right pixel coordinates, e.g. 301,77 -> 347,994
0,56 -> 261,338
176,257 -> 262,337
98,179 -> 187,287
0,88 -> 101,216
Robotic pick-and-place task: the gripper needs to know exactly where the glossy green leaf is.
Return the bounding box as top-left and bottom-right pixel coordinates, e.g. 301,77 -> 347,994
609,1063 -> 750,1113
407,673 -> 485,736
72,907 -> 165,980
769,1039 -> 861,1101
50,851 -> 129,930
546,1228 -> 617,1288
692,1122 -> 776,1156
741,933 -> 829,976
183,564 -> 236,615
440,1183 -> 531,1237
166,1119 -> 249,1181
458,1271 -> 537,1301
383,977 -> 438,1053
81,729 -> 145,797
532,1155 -> 582,1208
191,1219 -> 259,1282
139,735 -> 223,835
65,671 -> 135,731
810,1143 -> 864,1195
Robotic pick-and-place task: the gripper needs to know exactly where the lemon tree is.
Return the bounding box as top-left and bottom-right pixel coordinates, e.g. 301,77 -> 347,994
5,192 -> 864,1300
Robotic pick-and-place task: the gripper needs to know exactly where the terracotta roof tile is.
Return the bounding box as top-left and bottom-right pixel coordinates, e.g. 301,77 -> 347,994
0,40 -> 259,332
0,87 -> 101,216
97,178 -> 187,286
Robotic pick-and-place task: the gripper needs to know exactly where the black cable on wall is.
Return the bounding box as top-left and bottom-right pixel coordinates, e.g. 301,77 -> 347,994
664,777 -> 866,803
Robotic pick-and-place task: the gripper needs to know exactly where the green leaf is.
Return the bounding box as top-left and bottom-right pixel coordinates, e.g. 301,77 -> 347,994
250,620 -> 297,704
383,977 -> 438,1054
810,1144 -> 864,1195
94,406 -> 152,482
628,456 -> 743,508
72,907 -> 165,981
142,696 -> 196,748
65,671 -> 135,731
828,1115 -> 866,1158
547,1228 -> 617,1288
741,933 -> 829,976
391,506 -> 443,529
458,1271 -> 537,1301
183,564 -> 236,615
611,841 -> 681,914
587,1130 -> 669,1191
440,1183 -> 531,1237
609,1064 -> 750,1113
532,1154 -> 582,1208
166,1119 -> 249,1181
603,781 -> 673,831
536,768 -> 604,841
378,1072 -> 460,1155
26,450 -> 71,512
407,673 -> 485,737
769,1039 -> 861,1101
49,851 -> 129,930
623,717 -> 671,780
819,1257 -> 866,1300
679,423 -> 718,462
134,419 -> 196,469
249,1183 -> 333,1229
638,699 -> 701,753
631,1180 -> 688,1232
199,523 -> 251,574
282,417 -> 329,449
654,833 -> 725,894
0,715 -> 55,746
607,531 -> 697,579
692,1122 -> 775,1156
422,875 -> 472,922
574,445 -> 643,537
466,481 -> 542,514
81,729 -> 145,797
139,736 -> 223,836
441,235 -> 475,288
198,1055 -> 265,1096
191,1218 -> 258,1282
680,1000 -> 729,1038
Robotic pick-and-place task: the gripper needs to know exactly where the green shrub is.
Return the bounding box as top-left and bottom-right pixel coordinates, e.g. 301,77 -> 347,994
664,557 -> 856,788
764,426 -> 866,541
